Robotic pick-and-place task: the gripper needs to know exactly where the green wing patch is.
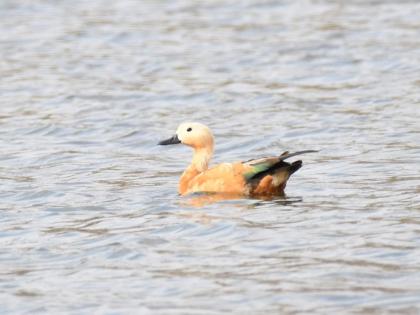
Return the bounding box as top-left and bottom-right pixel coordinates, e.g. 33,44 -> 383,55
242,150 -> 317,181
243,157 -> 280,181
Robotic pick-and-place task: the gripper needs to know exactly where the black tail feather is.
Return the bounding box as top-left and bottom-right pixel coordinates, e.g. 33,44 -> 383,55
288,160 -> 302,175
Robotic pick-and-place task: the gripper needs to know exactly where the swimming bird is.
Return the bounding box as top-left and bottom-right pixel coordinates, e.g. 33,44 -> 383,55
159,122 -> 316,196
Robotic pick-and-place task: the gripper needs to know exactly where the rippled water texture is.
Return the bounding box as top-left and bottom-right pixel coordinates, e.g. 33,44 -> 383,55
1,0 -> 420,314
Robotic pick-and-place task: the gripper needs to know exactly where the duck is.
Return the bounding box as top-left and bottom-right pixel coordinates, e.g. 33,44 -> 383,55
159,122 -> 316,196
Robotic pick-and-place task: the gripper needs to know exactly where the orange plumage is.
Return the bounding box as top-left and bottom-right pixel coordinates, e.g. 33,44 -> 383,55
159,122 -> 316,196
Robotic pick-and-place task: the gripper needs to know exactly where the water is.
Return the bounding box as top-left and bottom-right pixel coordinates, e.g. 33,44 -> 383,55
1,0 -> 420,314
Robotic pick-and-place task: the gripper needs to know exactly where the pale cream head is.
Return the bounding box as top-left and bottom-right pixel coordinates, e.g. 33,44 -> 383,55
176,122 -> 214,149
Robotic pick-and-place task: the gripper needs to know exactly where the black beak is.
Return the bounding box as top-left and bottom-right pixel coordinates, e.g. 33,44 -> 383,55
158,134 -> 181,145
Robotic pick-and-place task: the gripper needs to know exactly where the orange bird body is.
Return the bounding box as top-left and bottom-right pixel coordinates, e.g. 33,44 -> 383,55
159,122 -> 316,196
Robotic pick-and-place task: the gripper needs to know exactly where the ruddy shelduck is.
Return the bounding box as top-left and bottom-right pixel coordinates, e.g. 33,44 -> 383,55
159,122 -> 316,196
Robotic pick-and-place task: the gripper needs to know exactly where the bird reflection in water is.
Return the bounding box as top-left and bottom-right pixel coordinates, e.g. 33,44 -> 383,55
175,192 -> 303,224
180,192 -> 302,208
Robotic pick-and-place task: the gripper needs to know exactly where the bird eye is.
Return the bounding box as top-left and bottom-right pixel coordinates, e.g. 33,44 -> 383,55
187,128 -> 192,132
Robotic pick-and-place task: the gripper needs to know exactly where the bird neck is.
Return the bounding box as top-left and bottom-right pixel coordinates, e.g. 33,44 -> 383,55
191,146 -> 213,173
178,143 -> 214,195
